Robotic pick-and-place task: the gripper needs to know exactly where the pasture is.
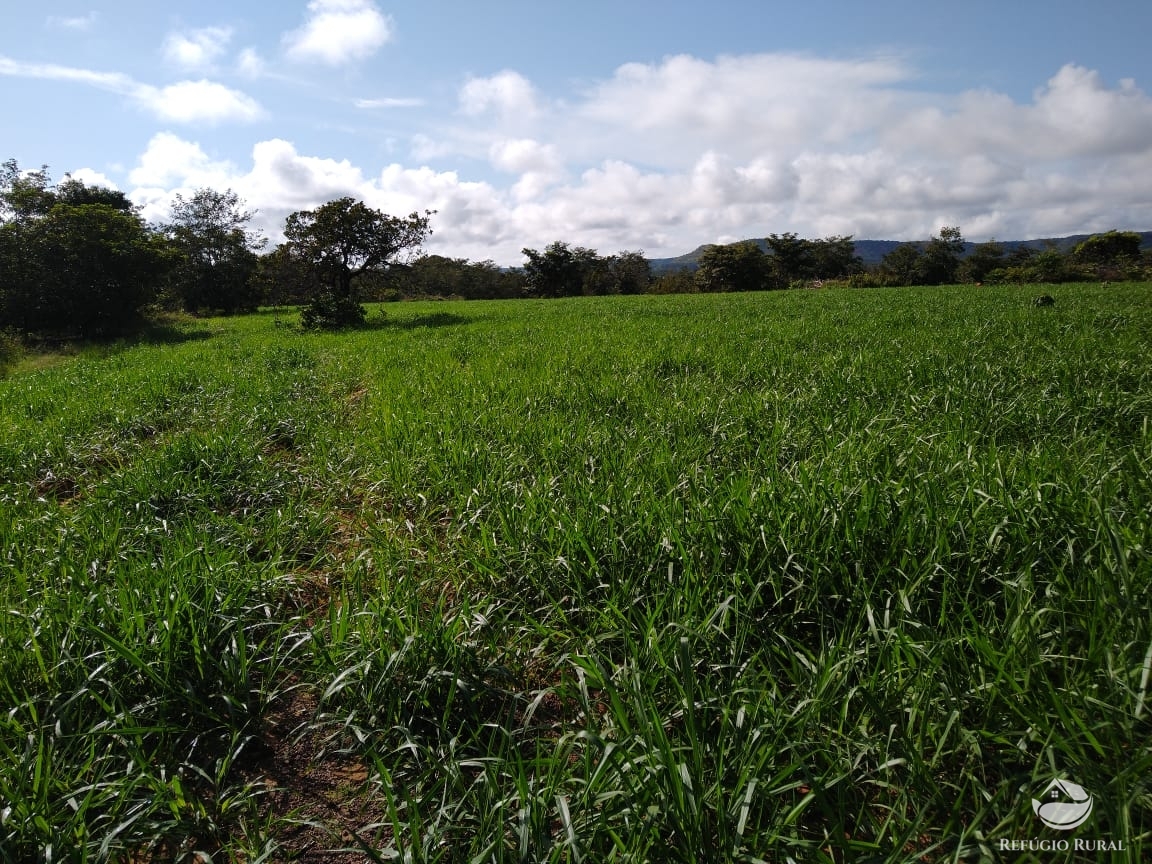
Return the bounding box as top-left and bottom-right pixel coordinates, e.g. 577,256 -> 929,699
0,284 -> 1149,862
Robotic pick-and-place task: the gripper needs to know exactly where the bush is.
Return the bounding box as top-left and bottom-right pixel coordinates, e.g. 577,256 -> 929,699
299,291 -> 367,330
0,328 -> 24,375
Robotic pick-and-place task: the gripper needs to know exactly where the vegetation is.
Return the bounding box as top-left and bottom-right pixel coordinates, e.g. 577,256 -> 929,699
0,160 -> 170,339
163,189 -> 265,316
283,197 -> 433,329
0,285 -> 1149,861
521,241 -> 651,297
3,156 -> 1152,343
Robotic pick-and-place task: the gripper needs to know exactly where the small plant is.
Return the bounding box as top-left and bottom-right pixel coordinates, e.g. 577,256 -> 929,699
0,327 -> 24,373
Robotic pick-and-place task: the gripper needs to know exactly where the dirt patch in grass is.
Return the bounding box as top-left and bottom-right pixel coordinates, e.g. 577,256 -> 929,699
241,685 -> 392,862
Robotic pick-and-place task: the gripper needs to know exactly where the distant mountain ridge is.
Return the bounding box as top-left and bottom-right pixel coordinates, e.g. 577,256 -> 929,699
649,231 -> 1152,273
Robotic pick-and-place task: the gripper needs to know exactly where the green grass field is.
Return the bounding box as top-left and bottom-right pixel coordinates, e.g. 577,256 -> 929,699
1,284 -> 1150,862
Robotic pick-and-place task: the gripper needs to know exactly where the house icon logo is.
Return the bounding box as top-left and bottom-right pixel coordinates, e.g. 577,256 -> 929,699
1032,778 -> 1093,830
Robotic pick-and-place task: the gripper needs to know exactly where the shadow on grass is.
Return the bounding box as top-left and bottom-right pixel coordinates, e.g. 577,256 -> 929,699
134,320 -> 220,345
354,312 -> 474,331
18,318 -> 219,363
249,306 -> 303,317
284,310 -> 477,334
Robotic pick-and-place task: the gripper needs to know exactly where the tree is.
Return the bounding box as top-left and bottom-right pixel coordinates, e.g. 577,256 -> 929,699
252,245 -> 318,308
284,197 -> 433,329
1072,230 -> 1143,278
166,188 -> 265,314
393,255 -> 525,300
958,240 -> 1005,283
1,160 -> 169,337
0,159 -> 55,221
1,203 -> 168,337
765,232 -> 814,286
880,243 -> 922,286
919,226 -> 965,285
810,236 -> 863,279
649,268 -> 698,294
55,176 -> 136,212
521,241 -> 595,297
694,242 -> 770,292
607,250 -> 651,295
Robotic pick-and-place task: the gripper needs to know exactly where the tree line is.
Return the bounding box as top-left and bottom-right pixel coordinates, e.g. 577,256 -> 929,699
869,227 -> 1150,287
2,159 -> 1149,343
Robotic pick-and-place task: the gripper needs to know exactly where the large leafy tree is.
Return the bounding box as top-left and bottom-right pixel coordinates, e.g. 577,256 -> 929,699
880,243 -> 923,286
0,159 -> 55,221
607,250 -> 652,295
165,188 -> 265,314
765,232 -> 814,286
810,235 -> 863,280
284,197 -> 432,328
919,226 -> 966,285
521,243 -> 651,297
959,240 -> 1005,283
1,204 -> 168,337
1,160 -> 168,337
694,241 -> 770,292
1072,230 -> 1144,278
522,241 -> 598,297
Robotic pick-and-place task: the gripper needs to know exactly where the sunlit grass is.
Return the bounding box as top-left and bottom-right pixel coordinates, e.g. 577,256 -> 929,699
1,284 -> 1150,861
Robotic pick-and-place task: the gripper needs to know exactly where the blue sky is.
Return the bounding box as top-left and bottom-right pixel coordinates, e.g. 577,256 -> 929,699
4,1 -> 1152,263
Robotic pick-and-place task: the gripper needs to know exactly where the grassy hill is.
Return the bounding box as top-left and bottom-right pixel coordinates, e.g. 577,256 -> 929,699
1,286 -> 1150,860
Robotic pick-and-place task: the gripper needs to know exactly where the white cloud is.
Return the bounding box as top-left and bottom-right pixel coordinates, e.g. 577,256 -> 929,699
569,53 -> 909,167
134,80 -> 263,124
0,55 -> 263,125
47,13 -> 97,31
236,48 -> 266,78
488,138 -> 560,175
459,70 -> 538,119
355,96 -> 424,109
66,168 -> 118,189
128,133 -> 235,189
887,65 -> 1152,163
163,27 -> 233,70
284,0 -> 393,65
0,55 -> 134,91
488,138 -> 563,201
119,55 -> 1152,266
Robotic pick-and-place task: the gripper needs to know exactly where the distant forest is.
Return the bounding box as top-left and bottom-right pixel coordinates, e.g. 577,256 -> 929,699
3,158 -> 1151,340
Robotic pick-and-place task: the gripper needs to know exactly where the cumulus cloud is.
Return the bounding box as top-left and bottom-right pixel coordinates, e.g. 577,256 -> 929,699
66,168 -> 118,189
163,27 -> 233,70
569,53 -> 909,167
284,0 -> 393,65
888,65 -> 1152,162
117,55 -> 1152,265
488,138 -> 560,175
487,138 -> 564,202
128,133 -> 236,190
135,80 -> 263,124
125,133 -> 508,254
459,70 -> 538,119
0,54 -> 262,125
